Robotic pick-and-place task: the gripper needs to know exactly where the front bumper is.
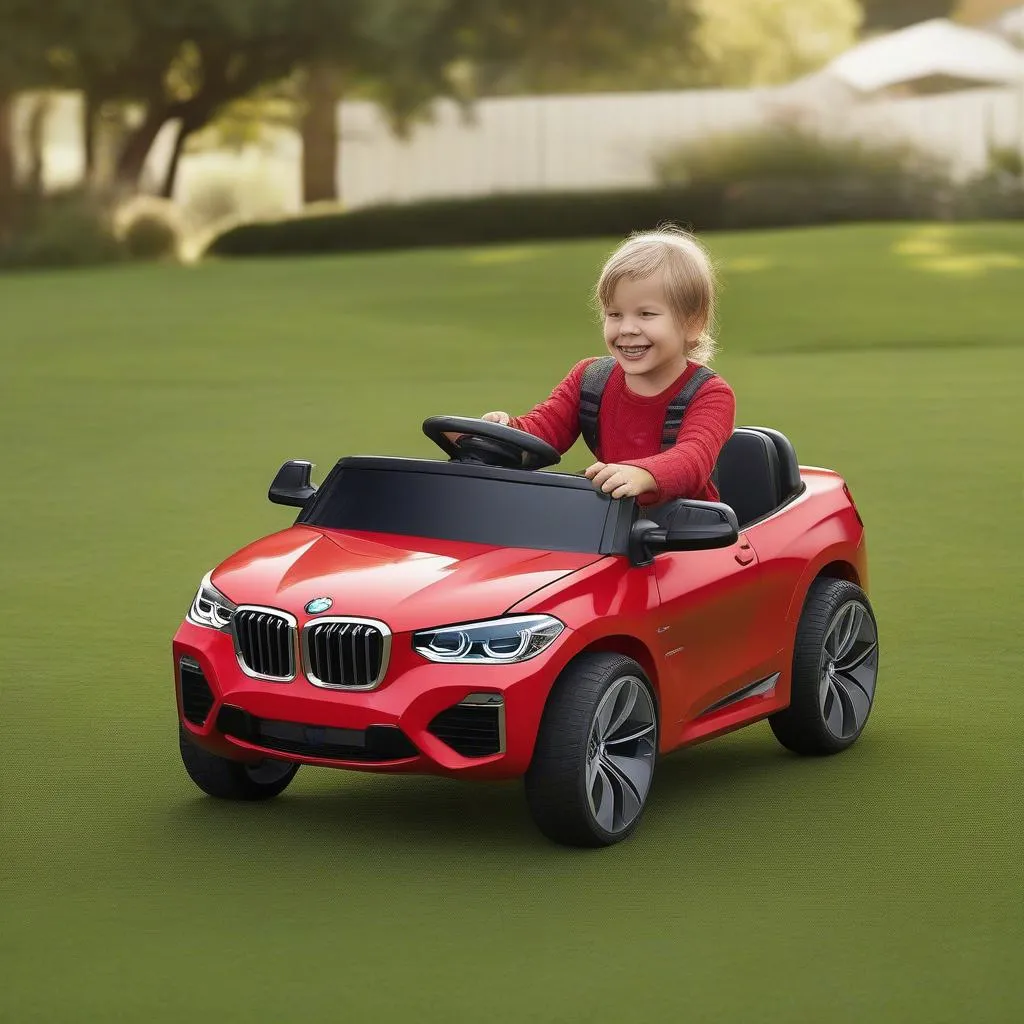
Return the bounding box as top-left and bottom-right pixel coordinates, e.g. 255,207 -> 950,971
173,619 -> 570,780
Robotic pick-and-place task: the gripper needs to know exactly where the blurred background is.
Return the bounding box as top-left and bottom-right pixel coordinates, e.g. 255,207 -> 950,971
1,3 -> 1021,1023
1,0 -> 1023,256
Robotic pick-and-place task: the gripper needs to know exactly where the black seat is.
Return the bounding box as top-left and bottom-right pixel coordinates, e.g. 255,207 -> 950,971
714,426 -> 801,527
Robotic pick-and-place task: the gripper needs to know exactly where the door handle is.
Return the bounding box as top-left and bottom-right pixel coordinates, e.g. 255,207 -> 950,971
735,540 -> 754,566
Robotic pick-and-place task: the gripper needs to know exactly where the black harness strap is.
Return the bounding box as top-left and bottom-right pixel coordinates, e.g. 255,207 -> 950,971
578,356 -> 616,457
660,366 -> 718,450
578,357 -> 718,459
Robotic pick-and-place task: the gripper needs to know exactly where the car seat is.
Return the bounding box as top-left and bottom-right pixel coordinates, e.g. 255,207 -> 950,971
714,427 -> 801,527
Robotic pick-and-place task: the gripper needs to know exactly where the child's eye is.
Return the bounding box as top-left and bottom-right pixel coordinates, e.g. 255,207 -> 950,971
641,311 -> 658,318
605,311 -> 621,319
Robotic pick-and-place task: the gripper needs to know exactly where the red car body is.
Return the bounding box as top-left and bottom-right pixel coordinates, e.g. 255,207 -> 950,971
173,457 -> 867,780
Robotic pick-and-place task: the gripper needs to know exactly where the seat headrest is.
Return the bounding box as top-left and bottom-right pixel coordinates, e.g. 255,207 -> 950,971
715,429 -> 782,527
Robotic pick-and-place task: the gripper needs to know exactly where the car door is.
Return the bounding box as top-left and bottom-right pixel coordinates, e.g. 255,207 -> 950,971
652,530 -> 770,725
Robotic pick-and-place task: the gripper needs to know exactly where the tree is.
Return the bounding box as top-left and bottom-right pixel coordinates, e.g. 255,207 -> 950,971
299,0 -> 701,202
690,0 -> 862,87
0,0 -> 73,233
3,0 -> 702,204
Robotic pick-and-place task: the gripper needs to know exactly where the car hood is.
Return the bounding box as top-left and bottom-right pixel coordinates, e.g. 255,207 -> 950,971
212,526 -> 602,633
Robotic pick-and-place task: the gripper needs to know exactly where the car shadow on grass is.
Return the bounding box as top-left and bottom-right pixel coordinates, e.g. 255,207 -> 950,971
159,724 -> 847,858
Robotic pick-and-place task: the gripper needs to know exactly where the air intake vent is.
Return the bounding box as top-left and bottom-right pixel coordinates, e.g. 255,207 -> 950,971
232,608 -> 296,680
217,707 -> 418,762
302,619 -> 389,689
179,658 -> 215,726
428,696 -> 504,757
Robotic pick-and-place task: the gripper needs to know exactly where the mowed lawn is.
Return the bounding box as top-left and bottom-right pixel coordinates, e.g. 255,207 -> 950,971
1,223 -> 1021,1023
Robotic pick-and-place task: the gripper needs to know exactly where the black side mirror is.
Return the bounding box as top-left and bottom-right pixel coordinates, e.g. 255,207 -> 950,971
269,461 -> 317,507
629,499 -> 739,564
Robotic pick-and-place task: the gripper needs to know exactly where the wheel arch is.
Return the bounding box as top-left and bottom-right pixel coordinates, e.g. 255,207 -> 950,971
815,559 -> 861,587
576,634 -> 661,706
785,550 -> 866,626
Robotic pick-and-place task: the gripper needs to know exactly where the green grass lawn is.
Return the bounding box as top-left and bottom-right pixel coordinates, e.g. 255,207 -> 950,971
1,222 -> 1021,1023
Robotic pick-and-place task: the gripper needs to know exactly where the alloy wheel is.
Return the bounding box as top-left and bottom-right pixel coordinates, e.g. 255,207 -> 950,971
819,600 -> 879,739
585,675 -> 657,834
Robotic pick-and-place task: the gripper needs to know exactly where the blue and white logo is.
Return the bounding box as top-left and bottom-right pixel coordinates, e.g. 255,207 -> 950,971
305,597 -> 333,614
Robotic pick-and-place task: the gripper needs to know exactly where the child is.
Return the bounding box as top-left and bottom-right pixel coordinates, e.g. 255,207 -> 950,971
482,225 -> 736,508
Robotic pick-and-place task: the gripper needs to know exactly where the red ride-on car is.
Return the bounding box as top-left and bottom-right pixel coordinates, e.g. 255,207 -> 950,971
173,416 -> 879,847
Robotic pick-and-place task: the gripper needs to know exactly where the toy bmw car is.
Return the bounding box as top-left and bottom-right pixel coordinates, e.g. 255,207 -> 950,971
173,416 -> 878,847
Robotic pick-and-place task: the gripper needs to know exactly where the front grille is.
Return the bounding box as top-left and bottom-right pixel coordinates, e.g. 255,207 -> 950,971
428,700 -> 504,758
217,706 -> 418,762
303,619 -> 388,688
233,608 -> 295,679
179,658 -> 214,725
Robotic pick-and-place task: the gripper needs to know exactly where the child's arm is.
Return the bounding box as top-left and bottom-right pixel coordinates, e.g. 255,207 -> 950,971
621,378 -> 736,505
489,359 -> 597,455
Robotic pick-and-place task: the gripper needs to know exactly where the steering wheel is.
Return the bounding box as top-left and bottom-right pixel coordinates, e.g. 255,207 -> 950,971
422,416 -> 561,471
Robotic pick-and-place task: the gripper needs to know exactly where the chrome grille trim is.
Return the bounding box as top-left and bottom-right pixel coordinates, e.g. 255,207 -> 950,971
231,606 -> 298,682
301,616 -> 391,690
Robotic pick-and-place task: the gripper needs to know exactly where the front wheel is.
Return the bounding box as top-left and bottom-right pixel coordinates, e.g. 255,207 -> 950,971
179,726 -> 299,800
525,653 -> 659,847
769,578 -> 879,756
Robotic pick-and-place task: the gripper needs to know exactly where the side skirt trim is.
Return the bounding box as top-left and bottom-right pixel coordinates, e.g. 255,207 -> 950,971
696,671 -> 781,718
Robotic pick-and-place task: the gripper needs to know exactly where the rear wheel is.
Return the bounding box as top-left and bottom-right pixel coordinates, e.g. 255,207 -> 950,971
769,578 -> 879,755
525,652 -> 658,847
179,725 -> 299,800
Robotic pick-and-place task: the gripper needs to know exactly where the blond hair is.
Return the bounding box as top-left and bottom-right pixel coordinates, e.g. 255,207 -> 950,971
595,224 -> 718,364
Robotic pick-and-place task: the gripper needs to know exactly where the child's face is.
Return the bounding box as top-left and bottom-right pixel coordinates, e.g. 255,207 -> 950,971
602,272 -> 690,387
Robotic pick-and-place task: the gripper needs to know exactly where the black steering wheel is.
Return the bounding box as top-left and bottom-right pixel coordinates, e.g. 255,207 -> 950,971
422,416 -> 560,471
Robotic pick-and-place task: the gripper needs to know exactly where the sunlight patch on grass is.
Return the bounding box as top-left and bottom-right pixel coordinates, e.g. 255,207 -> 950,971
892,225 -> 952,257
893,225 -> 1024,276
924,252 -> 1024,275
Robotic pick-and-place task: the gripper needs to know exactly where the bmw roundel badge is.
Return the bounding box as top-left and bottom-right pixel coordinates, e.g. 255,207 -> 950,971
305,597 -> 333,614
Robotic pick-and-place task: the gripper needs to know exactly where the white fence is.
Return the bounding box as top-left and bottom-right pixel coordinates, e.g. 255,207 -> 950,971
18,83 -> 1024,216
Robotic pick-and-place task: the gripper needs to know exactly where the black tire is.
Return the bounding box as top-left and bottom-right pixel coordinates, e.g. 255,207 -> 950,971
525,652 -> 659,848
769,577 -> 879,756
178,725 -> 299,800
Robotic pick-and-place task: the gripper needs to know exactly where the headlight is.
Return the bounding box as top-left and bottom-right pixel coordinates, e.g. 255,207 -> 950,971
413,615 -> 564,664
186,571 -> 236,632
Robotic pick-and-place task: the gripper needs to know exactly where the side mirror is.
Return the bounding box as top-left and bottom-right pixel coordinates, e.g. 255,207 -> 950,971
629,499 -> 739,564
269,460 -> 317,507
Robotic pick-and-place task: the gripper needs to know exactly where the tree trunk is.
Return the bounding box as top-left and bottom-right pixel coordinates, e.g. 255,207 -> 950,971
0,91 -> 15,240
115,104 -> 170,190
301,62 -> 343,204
26,94 -> 50,197
83,91 -> 98,184
159,119 -> 189,198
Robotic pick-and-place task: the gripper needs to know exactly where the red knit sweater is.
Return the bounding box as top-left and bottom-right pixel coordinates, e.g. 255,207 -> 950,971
510,358 -> 736,506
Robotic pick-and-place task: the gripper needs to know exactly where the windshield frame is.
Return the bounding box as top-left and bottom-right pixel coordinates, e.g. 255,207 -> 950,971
296,456 -> 636,555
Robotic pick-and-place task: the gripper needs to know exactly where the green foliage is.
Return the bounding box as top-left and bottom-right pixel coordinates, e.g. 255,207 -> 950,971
0,189 -> 124,269
202,174 -> 962,260
204,187 -> 725,257
652,120 -> 950,187
122,211 -> 180,261
690,0 -> 861,88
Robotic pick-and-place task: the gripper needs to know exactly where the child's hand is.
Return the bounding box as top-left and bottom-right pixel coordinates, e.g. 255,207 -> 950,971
584,462 -> 658,499
481,411 -> 511,426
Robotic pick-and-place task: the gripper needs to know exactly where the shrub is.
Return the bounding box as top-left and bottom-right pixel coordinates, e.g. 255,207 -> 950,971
122,213 -> 179,260
205,186 -> 729,258
652,120 -> 949,188
0,190 -> 125,270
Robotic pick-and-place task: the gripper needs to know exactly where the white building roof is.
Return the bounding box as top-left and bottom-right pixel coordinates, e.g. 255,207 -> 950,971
825,17 -> 1024,94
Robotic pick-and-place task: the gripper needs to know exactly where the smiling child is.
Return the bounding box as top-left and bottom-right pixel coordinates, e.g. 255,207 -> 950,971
482,226 -> 736,507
